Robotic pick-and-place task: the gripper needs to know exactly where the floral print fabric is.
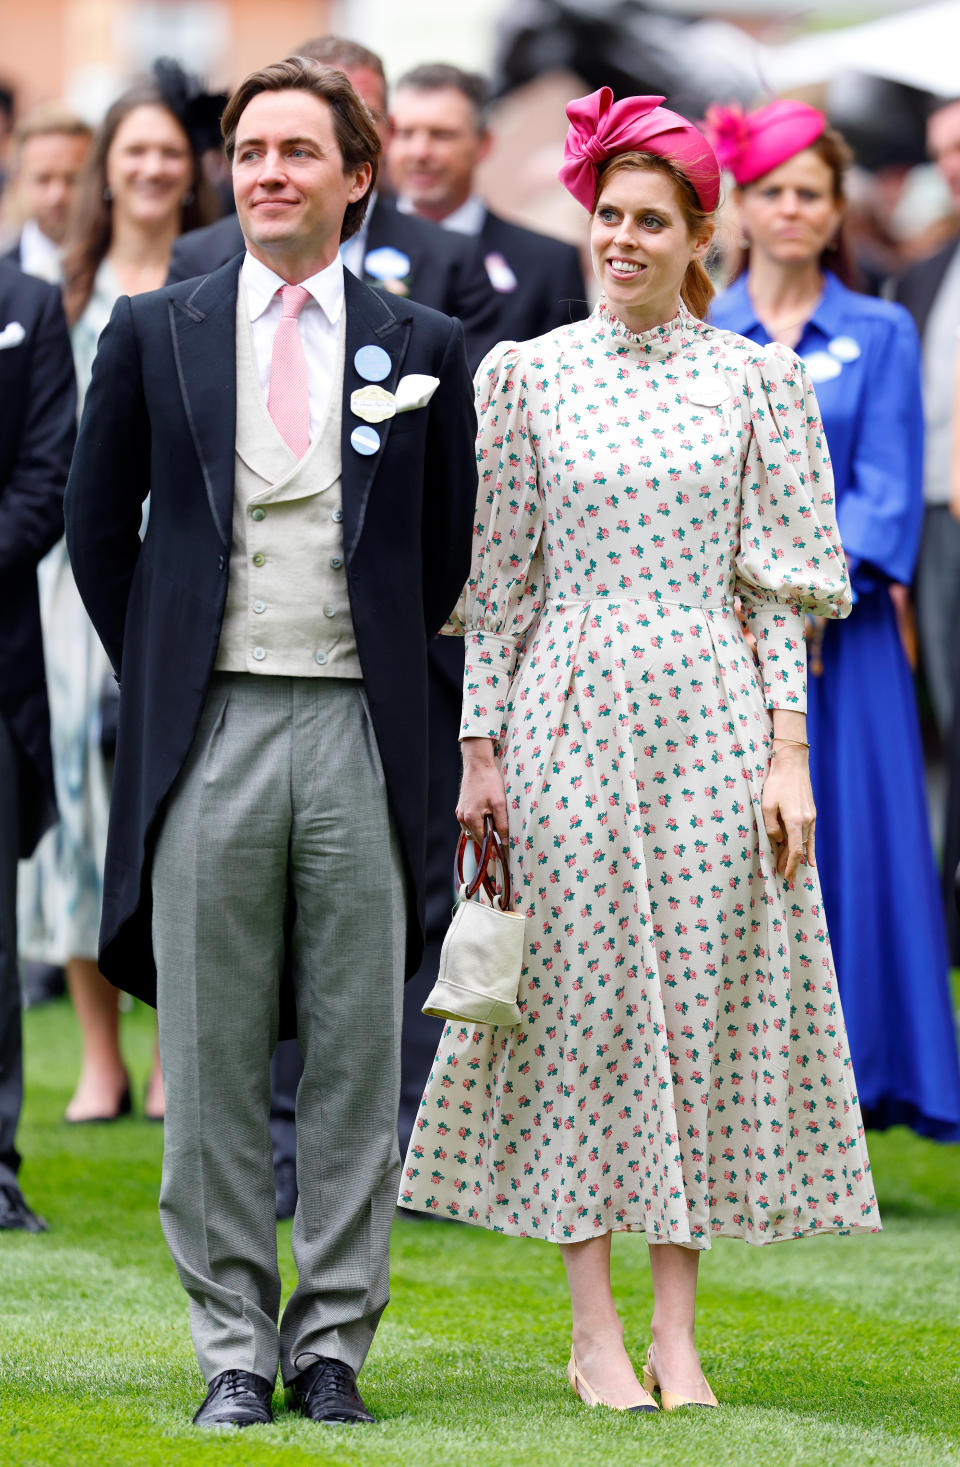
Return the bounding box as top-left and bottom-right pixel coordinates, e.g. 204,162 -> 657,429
399,302 -> 881,1248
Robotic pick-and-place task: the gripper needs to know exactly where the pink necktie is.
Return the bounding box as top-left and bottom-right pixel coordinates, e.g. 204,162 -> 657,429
267,284 -> 311,458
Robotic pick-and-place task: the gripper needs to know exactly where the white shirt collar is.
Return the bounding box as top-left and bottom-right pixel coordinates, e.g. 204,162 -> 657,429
395,193 -> 487,237
19,217 -> 63,282
241,249 -> 345,325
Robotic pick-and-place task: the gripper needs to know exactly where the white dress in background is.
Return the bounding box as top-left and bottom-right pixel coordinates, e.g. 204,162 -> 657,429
18,262 -> 121,965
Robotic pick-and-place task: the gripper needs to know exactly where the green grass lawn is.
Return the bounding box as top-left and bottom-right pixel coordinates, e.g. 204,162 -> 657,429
3,998 -> 958,1467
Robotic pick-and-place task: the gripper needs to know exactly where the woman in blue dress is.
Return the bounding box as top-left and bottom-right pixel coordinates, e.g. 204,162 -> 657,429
707,99 -> 960,1141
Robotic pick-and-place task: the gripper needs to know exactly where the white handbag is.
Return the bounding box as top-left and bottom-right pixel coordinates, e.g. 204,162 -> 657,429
422,816 -> 526,1028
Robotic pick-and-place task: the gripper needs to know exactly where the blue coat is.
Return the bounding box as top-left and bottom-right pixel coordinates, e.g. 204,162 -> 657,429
711,272 -> 960,1141
64,258 -> 477,1023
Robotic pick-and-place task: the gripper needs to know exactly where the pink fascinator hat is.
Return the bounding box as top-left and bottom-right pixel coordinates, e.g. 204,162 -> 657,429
703,100 -> 826,186
559,87 -> 721,213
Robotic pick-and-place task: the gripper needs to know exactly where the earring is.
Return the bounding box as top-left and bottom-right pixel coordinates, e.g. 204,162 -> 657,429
103,185 -> 112,202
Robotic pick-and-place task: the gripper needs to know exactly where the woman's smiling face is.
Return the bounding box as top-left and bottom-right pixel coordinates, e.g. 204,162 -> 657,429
590,164 -> 712,332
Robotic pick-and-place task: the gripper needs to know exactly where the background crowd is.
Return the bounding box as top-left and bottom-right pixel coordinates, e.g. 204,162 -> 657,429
1,0 -> 960,1246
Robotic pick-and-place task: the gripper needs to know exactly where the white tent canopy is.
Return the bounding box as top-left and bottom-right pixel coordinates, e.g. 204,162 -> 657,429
760,0 -> 960,97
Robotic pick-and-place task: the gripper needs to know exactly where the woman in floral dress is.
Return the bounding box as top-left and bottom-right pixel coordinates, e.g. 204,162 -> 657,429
399,89 -> 880,1413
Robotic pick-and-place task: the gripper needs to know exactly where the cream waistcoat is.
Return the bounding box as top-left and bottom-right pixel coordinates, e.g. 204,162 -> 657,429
215,287 -> 360,678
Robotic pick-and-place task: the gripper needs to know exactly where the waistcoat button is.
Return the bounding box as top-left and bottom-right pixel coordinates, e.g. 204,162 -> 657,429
330,555 -> 343,570
253,600 -> 266,614
251,507 -> 266,521
323,605 -> 336,619
332,509 -> 344,523
252,552 -> 265,567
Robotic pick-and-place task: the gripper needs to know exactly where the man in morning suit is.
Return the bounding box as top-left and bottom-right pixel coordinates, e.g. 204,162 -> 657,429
0,259 -> 77,1231
167,33 -> 497,1225
64,58 -> 476,1428
389,61 -> 589,1156
168,37 -> 499,372
894,95 -> 960,739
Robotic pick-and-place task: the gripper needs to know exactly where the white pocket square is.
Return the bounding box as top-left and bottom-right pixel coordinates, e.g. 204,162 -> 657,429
0,321 -> 26,350
395,374 -> 440,413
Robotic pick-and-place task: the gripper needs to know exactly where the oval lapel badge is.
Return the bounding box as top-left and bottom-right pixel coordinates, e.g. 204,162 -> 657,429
351,385 -> 396,423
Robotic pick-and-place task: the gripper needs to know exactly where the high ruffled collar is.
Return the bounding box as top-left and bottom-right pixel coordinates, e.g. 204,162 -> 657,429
595,297 -> 702,354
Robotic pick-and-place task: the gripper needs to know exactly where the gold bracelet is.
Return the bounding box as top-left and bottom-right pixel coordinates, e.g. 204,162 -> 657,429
773,736 -> 810,749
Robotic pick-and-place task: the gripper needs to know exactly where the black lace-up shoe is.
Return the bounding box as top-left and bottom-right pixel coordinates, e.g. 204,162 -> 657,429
0,1183 -> 47,1232
192,1369 -> 274,1428
287,1357 -> 375,1424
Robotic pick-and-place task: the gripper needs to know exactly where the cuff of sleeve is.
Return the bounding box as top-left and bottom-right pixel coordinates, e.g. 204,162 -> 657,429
746,599 -> 807,712
458,629 -> 518,742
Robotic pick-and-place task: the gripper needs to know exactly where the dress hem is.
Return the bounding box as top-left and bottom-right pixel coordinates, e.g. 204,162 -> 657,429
396,1203 -> 882,1249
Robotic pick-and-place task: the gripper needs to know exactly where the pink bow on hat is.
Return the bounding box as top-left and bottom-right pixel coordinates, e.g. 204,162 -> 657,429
559,87 -> 721,213
703,100 -> 826,186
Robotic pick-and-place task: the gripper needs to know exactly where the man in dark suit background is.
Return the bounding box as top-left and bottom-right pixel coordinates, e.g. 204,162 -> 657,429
2,106 -> 91,283
389,62 -> 589,346
894,96 -> 960,741
0,260 -> 77,1231
168,37 -> 499,371
65,57 -> 476,1427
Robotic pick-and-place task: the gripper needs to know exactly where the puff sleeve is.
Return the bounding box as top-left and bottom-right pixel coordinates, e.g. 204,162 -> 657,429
736,342 -> 851,711
445,343 -> 546,742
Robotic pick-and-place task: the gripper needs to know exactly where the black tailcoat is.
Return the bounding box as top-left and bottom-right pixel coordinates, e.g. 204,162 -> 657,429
64,259 -> 477,1013
0,260 -> 76,855
478,208 -> 589,344
167,194 -> 499,368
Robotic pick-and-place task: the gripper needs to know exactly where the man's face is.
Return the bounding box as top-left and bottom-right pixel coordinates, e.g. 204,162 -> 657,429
928,100 -> 960,213
17,131 -> 90,244
232,89 -> 371,266
388,85 -> 490,220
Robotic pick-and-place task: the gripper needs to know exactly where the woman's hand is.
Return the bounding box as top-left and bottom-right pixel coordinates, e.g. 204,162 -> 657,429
762,745 -> 816,880
762,715 -> 816,882
457,737 -> 508,846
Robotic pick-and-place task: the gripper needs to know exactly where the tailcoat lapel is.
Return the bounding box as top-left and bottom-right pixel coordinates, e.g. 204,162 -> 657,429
341,269 -> 411,561
168,254 -> 242,546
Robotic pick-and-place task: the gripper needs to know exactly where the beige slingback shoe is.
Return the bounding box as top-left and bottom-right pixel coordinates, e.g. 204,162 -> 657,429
642,1342 -> 718,1411
567,1346 -> 659,1414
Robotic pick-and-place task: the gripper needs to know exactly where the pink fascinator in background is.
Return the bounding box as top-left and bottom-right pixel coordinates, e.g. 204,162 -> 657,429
703,100 -> 826,186
559,87 -> 721,213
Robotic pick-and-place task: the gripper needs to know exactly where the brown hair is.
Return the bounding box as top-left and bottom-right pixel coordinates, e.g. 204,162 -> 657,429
62,79 -> 217,325
594,151 -> 716,319
394,62 -> 490,131
14,102 -> 91,154
735,124 -> 859,288
221,56 -> 381,243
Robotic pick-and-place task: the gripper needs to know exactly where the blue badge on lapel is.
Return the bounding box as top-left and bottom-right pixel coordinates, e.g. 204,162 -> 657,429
351,424 -> 381,456
354,344 -> 392,382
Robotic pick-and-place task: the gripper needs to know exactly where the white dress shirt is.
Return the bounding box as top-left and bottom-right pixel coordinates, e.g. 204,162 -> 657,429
395,192 -> 487,236
19,217 -> 63,283
241,250 -> 345,443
